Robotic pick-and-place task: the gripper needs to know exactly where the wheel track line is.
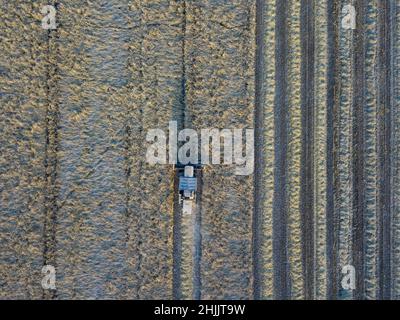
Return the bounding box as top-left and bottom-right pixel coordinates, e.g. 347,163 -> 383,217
172,171 -> 183,299
390,0 -> 400,299
193,169 -> 203,300
273,0 -> 290,300
172,0 -> 196,300
351,0 -> 366,300
42,1 -> 61,300
124,1 -> 145,299
300,0 -> 315,300
377,0 -> 392,300
326,0 -> 340,299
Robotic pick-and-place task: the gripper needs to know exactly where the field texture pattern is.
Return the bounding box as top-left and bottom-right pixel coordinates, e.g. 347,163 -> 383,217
0,0 -> 400,300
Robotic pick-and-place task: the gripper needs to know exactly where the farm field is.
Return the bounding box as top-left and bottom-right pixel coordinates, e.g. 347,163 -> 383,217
0,0 -> 400,300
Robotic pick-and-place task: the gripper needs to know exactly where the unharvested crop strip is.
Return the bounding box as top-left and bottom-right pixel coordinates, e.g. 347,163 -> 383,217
127,1 -> 180,299
55,2 -> 131,298
53,1 -> 178,299
185,0 -> 255,299
0,2 -> 49,298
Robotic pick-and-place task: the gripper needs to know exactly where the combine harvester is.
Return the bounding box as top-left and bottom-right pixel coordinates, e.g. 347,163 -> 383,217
178,165 -> 198,215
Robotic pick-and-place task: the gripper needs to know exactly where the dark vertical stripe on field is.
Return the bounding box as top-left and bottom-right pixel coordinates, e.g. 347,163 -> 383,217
326,0 -> 340,300
389,0 -> 399,300
300,0 -> 315,300
128,4 -> 145,299
124,9 -> 144,297
183,0 -> 203,300
193,169 -> 203,300
42,2 -> 60,299
352,0 -> 366,300
273,0 -> 289,300
172,0 -> 188,299
253,0 -> 266,300
172,171 -> 183,299
377,0 -> 392,300
179,0 -> 187,131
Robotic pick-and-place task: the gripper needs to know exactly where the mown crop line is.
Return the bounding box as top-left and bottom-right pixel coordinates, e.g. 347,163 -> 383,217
253,0 -> 266,301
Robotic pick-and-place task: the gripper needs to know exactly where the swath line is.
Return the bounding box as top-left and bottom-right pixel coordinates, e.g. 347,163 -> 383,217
253,0 -> 266,300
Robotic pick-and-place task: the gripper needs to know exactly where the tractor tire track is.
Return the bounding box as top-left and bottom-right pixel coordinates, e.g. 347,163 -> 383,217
326,0 -> 340,300
272,0 -> 290,300
172,0 -> 191,300
391,0 -> 400,300
377,0 -> 393,300
351,0 -> 366,300
300,0 -> 315,300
